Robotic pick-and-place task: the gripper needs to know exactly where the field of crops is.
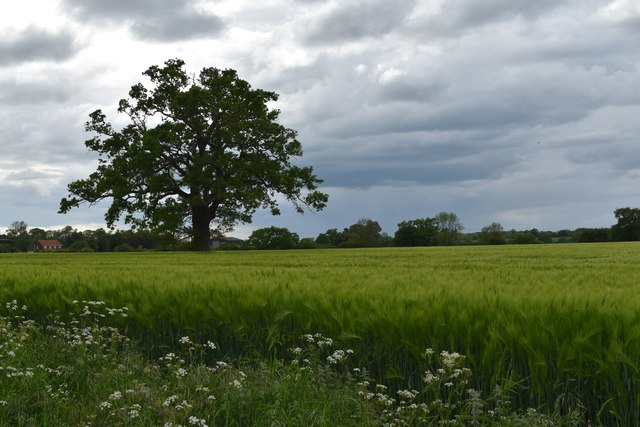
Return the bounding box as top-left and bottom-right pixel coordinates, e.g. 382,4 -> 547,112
1,243 -> 639,423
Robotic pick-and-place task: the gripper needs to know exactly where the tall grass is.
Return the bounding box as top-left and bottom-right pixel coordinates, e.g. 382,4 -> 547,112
1,243 -> 639,423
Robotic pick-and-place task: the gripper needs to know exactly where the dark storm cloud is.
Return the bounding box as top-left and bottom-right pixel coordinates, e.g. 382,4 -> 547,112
406,0 -> 572,37
439,0 -> 560,28
61,0 -> 225,42
131,11 -> 224,42
0,26 -> 78,65
303,0 -> 417,44
62,0 -> 183,18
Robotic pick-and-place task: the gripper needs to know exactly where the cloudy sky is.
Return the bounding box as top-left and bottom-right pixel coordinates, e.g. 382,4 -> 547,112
1,0 -> 639,238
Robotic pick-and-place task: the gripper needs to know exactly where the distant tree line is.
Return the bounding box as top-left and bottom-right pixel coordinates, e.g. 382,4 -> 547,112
240,207 -> 640,250
2,208 -> 640,252
0,222 -> 171,253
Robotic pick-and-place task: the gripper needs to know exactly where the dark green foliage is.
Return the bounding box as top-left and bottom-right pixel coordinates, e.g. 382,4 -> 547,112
59,59 -> 327,251
67,240 -> 94,252
510,233 -> 542,244
248,226 -> 300,250
0,244 -> 15,253
479,222 -> 506,245
575,228 -> 610,243
315,228 -> 348,247
297,237 -> 318,249
394,218 -> 438,246
113,243 -> 134,252
611,207 -> 640,241
434,212 -> 464,246
6,221 -> 31,252
342,218 -> 385,248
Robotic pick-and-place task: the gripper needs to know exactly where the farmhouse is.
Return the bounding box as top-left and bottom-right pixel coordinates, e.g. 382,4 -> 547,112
34,240 -> 63,251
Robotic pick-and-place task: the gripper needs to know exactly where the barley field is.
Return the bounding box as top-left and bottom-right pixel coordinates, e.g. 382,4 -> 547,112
1,243 -> 639,424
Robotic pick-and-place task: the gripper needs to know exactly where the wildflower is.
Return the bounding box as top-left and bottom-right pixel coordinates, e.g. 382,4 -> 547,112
397,389 -> 418,400
175,367 -> 188,378
441,350 -> 465,368
188,416 -> 208,426
206,340 -> 216,350
230,379 -> 242,389
317,337 -> 333,348
179,336 -> 192,345
327,349 -> 346,364
423,371 -> 438,384
175,400 -> 192,410
291,347 -> 302,355
163,395 -> 178,407
99,401 -> 112,410
109,391 -> 122,401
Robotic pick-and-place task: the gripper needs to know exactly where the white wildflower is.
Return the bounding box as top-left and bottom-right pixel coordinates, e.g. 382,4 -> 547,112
441,351 -> 465,368
327,349 -> 346,364
163,395 -> 178,407
188,416 -> 208,426
175,400 -> 192,410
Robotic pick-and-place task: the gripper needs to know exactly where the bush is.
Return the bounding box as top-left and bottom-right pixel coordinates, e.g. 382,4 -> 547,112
67,240 -> 95,252
297,238 -> 318,249
511,233 -> 541,244
0,244 -> 15,253
113,243 -> 134,252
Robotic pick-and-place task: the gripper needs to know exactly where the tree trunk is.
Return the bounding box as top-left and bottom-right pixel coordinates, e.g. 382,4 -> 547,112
192,205 -> 211,251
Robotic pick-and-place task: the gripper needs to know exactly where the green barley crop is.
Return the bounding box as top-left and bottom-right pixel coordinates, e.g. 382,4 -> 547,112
0,300 -> 574,425
1,243 -> 639,424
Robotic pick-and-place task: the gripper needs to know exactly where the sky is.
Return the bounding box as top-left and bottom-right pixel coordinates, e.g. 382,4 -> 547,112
1,0 -> 639,239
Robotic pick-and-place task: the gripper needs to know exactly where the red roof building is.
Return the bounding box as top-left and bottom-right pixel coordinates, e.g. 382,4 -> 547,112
34,240 -> 63,251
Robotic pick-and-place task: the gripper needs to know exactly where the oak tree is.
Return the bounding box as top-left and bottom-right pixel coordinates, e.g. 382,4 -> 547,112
59,59 -> 328,250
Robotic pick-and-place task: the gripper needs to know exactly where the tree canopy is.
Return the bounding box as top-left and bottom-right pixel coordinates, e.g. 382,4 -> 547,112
479,222 -> 505,245
394,218 -> 437,247
59,59 -> 328,250
247,226 -> 299,250
611,207 -> 640,241
433,211 -> 464,246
